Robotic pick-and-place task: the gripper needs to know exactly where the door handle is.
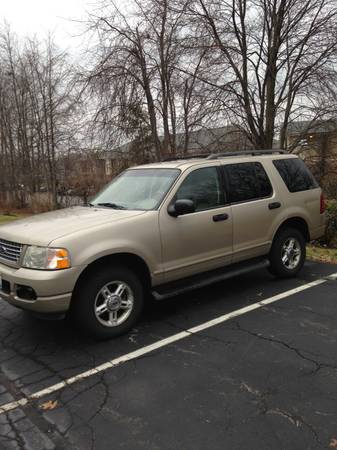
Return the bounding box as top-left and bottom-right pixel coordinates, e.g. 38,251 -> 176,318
268,202 -> 281,210
213,213 -> 229,222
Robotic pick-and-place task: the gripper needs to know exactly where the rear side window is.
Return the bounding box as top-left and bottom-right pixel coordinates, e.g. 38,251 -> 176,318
273,158 -> 318,193
224,162 -> 273,203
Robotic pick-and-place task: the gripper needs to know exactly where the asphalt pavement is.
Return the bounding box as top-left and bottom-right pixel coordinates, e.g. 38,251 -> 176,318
0,261 -> 337,450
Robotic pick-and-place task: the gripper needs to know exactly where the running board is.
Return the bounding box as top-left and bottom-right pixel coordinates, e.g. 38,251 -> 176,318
152,258 -> 270,301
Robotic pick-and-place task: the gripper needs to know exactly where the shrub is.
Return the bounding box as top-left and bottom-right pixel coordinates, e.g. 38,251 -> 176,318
324,200 -> 337,247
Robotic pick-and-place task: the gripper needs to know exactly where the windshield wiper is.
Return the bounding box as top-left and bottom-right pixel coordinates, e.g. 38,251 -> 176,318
96,202 -> 128,210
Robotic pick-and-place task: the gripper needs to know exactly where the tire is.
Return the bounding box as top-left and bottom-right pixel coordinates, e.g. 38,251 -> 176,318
268,227 -> 306,278
71,266 -> 144,339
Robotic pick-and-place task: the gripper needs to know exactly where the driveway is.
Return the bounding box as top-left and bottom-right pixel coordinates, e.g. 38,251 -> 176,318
0,261 -> 336,450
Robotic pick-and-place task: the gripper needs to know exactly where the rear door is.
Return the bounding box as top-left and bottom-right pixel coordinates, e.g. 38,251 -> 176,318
222,161 -> 278,262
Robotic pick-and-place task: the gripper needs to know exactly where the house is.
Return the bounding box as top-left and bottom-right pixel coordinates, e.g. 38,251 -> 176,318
286,119 -> 337,157
100,125 -> 252,176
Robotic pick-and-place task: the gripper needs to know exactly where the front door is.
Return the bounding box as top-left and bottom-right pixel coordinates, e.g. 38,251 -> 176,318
159,165 -> 233,282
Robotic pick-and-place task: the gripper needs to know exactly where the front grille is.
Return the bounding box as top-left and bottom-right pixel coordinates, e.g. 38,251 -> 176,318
0,238 -> 23,265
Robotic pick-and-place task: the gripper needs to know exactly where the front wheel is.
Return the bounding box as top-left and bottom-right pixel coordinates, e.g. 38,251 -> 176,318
71,266 -> 144,339
268,227 -> 306,278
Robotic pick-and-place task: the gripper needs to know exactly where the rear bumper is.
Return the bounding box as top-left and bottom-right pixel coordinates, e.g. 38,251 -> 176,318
0,262 -> 84,313
310,224 -> 326,241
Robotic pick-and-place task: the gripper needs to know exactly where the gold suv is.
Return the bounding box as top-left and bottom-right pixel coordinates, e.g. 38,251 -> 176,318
0,151 -> 326,338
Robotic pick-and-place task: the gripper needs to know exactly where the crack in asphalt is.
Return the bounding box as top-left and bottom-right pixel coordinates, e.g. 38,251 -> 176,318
0,411 -> 26,450
232,322 -> 337,375
240,382 -> 323,447
158,306 -> 335,448
0,320 -> 100,449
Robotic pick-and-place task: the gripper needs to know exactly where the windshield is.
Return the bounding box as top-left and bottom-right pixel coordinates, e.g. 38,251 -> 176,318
91,168 -> 180,210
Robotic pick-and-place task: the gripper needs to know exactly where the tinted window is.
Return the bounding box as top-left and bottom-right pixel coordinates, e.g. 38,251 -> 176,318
175,167 -> 223,212
224,162 -> 272,203
273,158 -> 318,193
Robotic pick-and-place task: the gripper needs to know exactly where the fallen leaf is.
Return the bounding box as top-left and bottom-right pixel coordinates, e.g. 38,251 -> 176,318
39,400 -> 58,411
329,438 -> 337,448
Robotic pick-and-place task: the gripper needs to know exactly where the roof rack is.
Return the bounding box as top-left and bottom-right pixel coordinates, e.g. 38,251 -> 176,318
206,150 -> 287,159
162,153 -> 210,162
161,149 -> 286,162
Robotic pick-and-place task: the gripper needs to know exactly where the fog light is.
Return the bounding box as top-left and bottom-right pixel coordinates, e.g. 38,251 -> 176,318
16,285 -> 37,301
1,280 -> 10,295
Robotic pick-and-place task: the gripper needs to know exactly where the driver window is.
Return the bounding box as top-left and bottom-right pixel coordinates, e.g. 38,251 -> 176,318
175,166 -> 223,212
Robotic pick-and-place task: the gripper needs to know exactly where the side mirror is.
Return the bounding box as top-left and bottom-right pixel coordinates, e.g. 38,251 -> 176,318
168,199 -> 196,217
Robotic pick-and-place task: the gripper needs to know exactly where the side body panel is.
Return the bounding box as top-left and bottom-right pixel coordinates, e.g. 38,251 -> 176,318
265,159 -> 325,241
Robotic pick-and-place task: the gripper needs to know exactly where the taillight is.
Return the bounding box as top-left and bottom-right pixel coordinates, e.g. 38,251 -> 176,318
320,192 -> 326,214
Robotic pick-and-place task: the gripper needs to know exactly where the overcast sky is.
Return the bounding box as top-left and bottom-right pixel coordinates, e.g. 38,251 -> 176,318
1,0 -> 94,55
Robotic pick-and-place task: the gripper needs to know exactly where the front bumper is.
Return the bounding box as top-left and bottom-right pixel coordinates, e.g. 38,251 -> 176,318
0,262 -> 84,313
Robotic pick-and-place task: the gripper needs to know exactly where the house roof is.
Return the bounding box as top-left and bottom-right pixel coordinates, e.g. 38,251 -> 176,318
174,125 -> 247,150
100,125 -> 250,159
287,119 -> 337,135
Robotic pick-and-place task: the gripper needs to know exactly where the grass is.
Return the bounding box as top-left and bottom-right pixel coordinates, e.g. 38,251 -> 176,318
0,213 -> 26,225
307,244 -> 337,264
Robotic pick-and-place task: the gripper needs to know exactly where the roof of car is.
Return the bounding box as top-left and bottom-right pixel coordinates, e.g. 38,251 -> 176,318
130,151 -> 297,171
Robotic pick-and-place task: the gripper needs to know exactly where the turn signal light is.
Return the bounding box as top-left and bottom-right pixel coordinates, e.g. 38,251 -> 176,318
47,248 -> 71,270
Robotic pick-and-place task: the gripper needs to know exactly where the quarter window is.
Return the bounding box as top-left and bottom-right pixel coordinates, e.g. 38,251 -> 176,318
175,167 -> 223,212
224,162 -> 272,203
273,158 -> 318,193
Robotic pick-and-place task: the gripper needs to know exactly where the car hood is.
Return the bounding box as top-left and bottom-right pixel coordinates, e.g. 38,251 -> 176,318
0,206 -> 146,247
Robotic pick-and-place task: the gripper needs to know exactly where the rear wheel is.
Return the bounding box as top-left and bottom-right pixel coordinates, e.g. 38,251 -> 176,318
268,227 -> 306,278
71,266 -> 144,339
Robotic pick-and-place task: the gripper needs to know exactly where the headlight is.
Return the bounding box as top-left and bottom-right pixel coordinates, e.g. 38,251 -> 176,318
22,246 -> 71,270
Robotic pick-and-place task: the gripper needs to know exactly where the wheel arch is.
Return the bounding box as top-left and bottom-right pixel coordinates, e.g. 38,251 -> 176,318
273,217 -> 310,243
72,252 -> 152,298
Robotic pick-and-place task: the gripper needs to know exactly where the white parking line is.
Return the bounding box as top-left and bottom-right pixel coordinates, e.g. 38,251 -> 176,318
0,272 -> 336,415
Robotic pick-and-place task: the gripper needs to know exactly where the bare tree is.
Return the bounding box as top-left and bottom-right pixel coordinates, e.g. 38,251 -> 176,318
187,0 -> 337,149
83,0 -> 224,160
0,26 -> 79,209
